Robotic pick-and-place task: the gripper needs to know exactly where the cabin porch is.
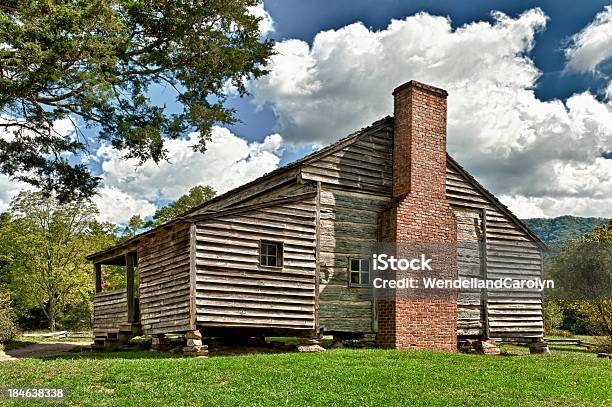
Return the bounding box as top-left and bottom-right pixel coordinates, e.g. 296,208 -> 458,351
92,252 -> 141,349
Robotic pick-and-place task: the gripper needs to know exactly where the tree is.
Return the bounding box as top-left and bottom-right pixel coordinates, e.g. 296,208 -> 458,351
1,191 -> 117,330
152,185 -> 216,225
0,290 -> 16,344
122,214 -> 146,238
548,220 -> 612,340
0,1 -> 273,201
125,185 -> 216,234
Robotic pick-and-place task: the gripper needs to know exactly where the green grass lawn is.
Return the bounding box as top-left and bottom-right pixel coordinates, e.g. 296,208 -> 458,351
0,342 -> 610,407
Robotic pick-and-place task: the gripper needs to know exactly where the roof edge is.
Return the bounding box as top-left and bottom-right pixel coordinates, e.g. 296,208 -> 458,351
446,154 -> 547,249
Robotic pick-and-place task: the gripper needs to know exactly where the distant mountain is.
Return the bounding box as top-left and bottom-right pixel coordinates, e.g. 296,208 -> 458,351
522,215 -> 609,244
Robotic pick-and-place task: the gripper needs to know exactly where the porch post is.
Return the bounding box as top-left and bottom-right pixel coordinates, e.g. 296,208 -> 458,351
126,252 -> 136,323
94,263 -> 102,293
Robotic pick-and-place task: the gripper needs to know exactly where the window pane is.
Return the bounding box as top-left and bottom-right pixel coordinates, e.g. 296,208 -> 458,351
361,260 -> 370,272
361,271 -> 369,284
350,259 -> 361,271
350,272 -> 360,284
260,242 -> 282,267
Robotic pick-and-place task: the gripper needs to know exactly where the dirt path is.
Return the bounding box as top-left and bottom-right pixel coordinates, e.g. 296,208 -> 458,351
0,341 -> 91,361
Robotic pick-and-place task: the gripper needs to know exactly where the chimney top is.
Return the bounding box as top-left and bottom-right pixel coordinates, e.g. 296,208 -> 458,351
393,80 -> 448,98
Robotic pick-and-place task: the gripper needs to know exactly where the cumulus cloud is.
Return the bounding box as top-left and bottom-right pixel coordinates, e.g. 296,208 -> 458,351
95,187 -> 157,224
564,6 -> 612,74
93,126 -> 283,224
247,1 -> 275,36
251,8 -> 612,218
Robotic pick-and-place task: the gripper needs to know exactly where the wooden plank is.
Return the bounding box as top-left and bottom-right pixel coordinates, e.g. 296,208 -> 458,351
94,263 -> 102,293
315,181 -> 321,335
126,252 -> 136,323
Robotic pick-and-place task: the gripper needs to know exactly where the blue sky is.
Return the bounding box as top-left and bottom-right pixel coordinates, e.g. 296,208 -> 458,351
2,1 -> 611,223
228,0 -> 612,159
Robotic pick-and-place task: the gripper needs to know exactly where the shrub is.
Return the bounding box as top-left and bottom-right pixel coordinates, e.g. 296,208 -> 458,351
0,291 -> 16,344
544,300 -> 564,332
546,328 -> 574,338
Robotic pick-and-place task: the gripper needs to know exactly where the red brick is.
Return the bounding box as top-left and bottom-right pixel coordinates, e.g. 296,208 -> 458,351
377,81 -> 458,351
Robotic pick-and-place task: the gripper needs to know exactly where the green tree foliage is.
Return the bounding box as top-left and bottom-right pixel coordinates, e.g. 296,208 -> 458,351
152,185 -> 216,225
0,291 -> 16,344
0,1 -> 273,201
121,214 -> 146,238
523,216 -> 609,244
547,220 -> 612,340
0,191 -> 118,330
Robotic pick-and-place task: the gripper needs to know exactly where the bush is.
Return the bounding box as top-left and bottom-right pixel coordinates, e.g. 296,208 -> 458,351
560,306 -> 603,336
544,300 -> 564,332
546,328 -> 574,338
0,292 -> 16,344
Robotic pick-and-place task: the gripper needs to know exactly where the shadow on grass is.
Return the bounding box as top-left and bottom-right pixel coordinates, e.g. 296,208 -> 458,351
498,341 -> 600,357
2,339 -> 36,352
548,345 -> 597,355
35,349 -> 185,362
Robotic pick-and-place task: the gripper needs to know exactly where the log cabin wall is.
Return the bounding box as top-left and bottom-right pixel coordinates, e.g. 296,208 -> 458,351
454,207 -> 486,336
446,160 -> 544,338
88,120 -> 543,340
193,188 -> 318,334
300,120 -> 543,339
317,187 -> 390,334
137,224 -> 192,335
300,125 -> 393,334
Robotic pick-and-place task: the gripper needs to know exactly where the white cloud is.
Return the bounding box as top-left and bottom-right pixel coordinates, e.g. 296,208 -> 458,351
0,175 -> 27,213
0,116 -> 77,211
499,194 -> 612,219
247,1 -> 275,36
251,8 -> 612,218
95,187 -> 157,224
93,126 -> 283,224
564,6 -> 612,74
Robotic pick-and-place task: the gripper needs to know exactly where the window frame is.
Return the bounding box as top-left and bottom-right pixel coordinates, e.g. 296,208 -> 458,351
348,257 -> 371,287
259,240 -> 284,269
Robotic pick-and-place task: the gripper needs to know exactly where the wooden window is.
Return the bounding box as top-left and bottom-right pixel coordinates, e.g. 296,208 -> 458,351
349,258 -> 370,286
260,241 -> 283,268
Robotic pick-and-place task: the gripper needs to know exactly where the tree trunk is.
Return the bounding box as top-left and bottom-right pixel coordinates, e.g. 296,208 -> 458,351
48,298 -> 57,332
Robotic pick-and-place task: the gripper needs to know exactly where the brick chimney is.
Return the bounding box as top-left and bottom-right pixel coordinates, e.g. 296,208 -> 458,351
377,80 -> 458,351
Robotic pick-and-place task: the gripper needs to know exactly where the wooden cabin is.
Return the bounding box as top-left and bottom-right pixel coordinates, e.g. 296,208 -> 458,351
87,80 -> 546,354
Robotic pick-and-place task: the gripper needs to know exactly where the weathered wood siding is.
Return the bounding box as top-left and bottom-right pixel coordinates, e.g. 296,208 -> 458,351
446,161 -> 544,338
301,126 -> 543,338
189,168 -> 301,214
301,126 -> 392,334
137,224 -> 192,335
301,126 -> 393,194
93,289 -> 128,335
454,208 -> 485,336
318,187 -> 390,333
194,191 -> 317,332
